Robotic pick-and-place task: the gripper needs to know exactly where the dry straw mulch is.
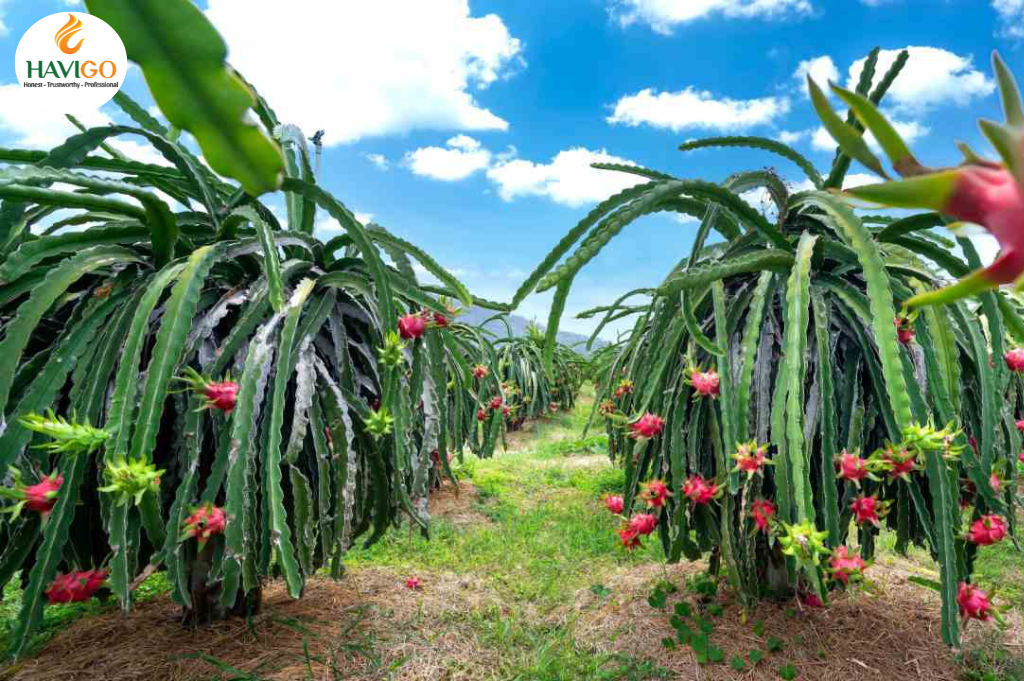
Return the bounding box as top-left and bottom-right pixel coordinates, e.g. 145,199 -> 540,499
574,560 -> 1024,681
5,569 -> 505,681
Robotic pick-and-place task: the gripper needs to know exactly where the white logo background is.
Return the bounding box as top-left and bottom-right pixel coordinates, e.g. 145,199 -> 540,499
14,12 -> 127,113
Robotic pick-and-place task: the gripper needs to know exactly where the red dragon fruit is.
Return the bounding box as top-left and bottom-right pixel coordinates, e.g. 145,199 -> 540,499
472,364 -> 489,379
850,494 -> 887,527
967,515 -> 1008,546
603,494 -> 624,514
45,569 -> 107,604
181,503 -> 227,547
398,313 -> 427,340
639,480 -> 671,508
476,408 -> 487,422
489,395 -> 503,410
894,316 -> 915,345
22,473 -> 63,515
750,499 -> 776,532
688,369 -> 720,398
732,442 -> 771,476
618,527 -> 641,550
990,472 -> 1003,493
502,405 -> 511,418
432,312 -> 450,328
1016,419 -> 1024,433
957,582 -> 994,621
837,451 -> 870,484
406,576 -> 421,590
682,475 -> 720,506
1019,451 -> 1024,465
179,368 -> 239,413
1005,347 -> 1024,373
629,413 -> 665,440
628,513 -> 658,536
828,546 -> 867,585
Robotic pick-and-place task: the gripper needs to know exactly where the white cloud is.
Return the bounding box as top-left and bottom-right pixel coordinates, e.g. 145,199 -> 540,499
364,153 -> 389,170
846,47 -> 995,111
993,1 -> 1024,39
314,212 -> 373,236
405,135 -> 492,181
0,85 -> 111,149
611,0 -> 813,34
205,0 -> 523,144
607,87 -> 790,133
777,129 -> 808,145
793,55 -> 839,94
486,147 -> 645,208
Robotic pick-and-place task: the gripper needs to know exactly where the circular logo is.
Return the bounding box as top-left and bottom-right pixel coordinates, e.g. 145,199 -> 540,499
14,12 -> 127,113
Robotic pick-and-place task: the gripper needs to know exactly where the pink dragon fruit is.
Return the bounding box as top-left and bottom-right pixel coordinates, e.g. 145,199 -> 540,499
837,451 -> 870,484
603,495 -> 624,514
181,503 -> 227,547
398,313 -> 427,340
967,515 -> 1008,546
46,569 -> 107,604
894,316 -> 915,345
628,513 -> 658,536
629,413 -> 665,440
618,527 -> 641,550
850,494 -> 886,527
829,546 -> 867,585
688,369 -> 720,398
22,473 -> 63,515
1006,347 -> 1024,373
682,475 -> 720,506
472,364 -> 489,379
957,582 -> 994,621
639,480 -> 671,508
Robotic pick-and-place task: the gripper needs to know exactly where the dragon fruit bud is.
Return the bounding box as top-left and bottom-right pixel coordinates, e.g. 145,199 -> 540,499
599,399 -> 616,416
628,513 -> 658,536
750,499 -> 776,532
629,413 -> 665,440
894,316 -> 915,345
829,546 -> 867,585
432,312 -> 450,328
502,405 -> 511,417
990,472 -> 1003,493
618,527 -> 642,550
617,379 -> 634,396
1006,347 -> 1024,372
489,395 -> 503,410
778,520 -> 830,565
178,368 -> 239,413
682,475 -> 720,505
472,364 -> 489,379
801,592 -> 824,608
181,503 -> 227,547
406,576 -> 421,590
476,408 -> 487,422
397,313 -> 427,340
604,494 -> 624,514
966,514 -> 1008,546
23,473 -> 63,515
850,494 -> 887,527
689,369 -> 720,398
640,480 -> 671,508
732,441 -> 772,476
46,569 -> 107,604
957,582 -> 994,621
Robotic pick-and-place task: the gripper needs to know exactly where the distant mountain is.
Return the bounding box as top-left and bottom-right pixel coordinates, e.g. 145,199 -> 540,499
457,307 -> 607,356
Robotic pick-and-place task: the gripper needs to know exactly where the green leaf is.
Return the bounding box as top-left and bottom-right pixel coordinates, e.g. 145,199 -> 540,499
85,0 -> 284,195
679,136 -> 822,188
807,77 -> 887,179
993,51 -> 1024,128
830,84 -> 921,175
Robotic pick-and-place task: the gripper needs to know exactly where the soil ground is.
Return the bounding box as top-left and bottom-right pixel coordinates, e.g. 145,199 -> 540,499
2,386 -> 1022,680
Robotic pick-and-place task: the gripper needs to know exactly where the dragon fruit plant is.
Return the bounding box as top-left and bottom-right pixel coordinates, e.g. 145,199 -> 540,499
492,321 -> 586,427
517,48 -> 1019,647
0,0 -> 506,657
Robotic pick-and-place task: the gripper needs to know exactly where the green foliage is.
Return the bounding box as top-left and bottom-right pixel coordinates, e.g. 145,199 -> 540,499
519,48 -> 1019,647
0,21 -> 500,655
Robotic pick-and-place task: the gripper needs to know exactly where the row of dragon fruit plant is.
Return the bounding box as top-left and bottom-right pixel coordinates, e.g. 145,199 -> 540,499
0,0 -> 587,657
521,48 -> 1023,647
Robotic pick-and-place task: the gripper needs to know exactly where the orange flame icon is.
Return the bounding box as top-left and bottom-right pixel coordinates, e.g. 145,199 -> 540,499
55,14 -> 84,55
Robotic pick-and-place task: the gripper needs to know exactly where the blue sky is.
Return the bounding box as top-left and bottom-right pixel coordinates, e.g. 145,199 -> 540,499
1,0 -> 1022,338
